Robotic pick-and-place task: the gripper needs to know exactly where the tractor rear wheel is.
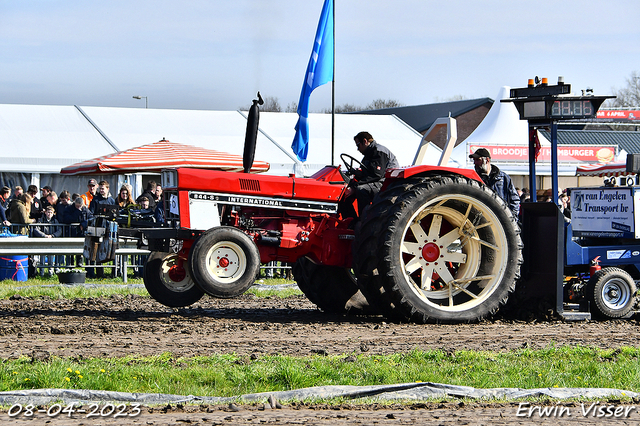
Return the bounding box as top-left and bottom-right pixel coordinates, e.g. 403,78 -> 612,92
292,257 -> 372,315
188,226 -> 261,298
353,175 -> 522,323
143,251 -> 204,307
587,267 -> 637,319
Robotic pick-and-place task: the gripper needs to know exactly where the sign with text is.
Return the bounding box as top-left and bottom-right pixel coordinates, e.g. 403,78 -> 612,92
468,145 -> 616,163
597,110 -> 640,121
570,187 -> 639,238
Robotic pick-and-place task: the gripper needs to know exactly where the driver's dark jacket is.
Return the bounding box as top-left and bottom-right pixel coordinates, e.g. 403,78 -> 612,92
480,164 -> 520,217
352,141 -> 399,186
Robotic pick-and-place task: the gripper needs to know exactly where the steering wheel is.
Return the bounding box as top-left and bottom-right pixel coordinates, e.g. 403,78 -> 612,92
340,153 -> 367,176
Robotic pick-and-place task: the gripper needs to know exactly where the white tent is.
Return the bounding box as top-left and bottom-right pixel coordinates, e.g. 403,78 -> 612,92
447,87 -> 576,176
0,104 -> 428,194
256,112 -> 424,175
0,104 -> 115,173
73,108 -> 425,176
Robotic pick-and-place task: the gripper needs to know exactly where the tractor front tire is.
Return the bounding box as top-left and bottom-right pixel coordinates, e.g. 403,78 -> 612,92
353,175 -> 522,323
587,267 -> 637,319
188,227 -> 261,298
143,251 -> 204,307
292,257 -> 372,315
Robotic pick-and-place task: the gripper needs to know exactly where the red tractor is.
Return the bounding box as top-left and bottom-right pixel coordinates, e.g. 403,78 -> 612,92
88,97 -> 522,323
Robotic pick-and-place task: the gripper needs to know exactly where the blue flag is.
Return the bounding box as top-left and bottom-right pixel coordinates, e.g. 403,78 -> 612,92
291,0 -> 333,162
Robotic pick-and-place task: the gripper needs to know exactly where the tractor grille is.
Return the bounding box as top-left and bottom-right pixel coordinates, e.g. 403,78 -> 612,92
163,190 -> 180,224
239,178 -> 261,192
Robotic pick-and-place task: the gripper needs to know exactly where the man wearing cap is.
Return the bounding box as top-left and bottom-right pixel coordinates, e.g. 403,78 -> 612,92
469,148 -> 520,217
81,179 -> 98,207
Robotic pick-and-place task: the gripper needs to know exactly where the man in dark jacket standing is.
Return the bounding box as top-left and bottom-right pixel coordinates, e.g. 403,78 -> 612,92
0,186 -> 10,226
342,131 -> 399,216
469,148 -> 520,217
27,185 -> 42,220
63,198 -> 93,237
89,181 -> 115,214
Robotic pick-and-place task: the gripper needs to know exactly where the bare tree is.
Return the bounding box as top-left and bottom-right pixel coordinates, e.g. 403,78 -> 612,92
610,71 -> 640,107
364,98 -> 404,110
260,96 -> 282,112
335,103 -> 361,113
432,94 -> 468,103
321,99 -> 404,113
239,96 -> 282,112
285,102 -> 298,113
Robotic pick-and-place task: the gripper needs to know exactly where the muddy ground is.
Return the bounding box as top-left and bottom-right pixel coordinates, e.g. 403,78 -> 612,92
1,293 -> 640,425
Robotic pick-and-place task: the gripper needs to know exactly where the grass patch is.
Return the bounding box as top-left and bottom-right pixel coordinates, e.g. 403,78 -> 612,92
0,276 -> 300,300
0,275 -> 148,300
1,347 -> 639,398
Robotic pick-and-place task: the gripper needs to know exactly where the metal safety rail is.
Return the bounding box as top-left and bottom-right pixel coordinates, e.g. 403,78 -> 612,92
0,237 -> 150,283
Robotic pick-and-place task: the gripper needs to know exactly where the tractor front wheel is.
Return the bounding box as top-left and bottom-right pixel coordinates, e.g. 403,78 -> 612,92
188,226 -> 261,298
143,251 -> 204,307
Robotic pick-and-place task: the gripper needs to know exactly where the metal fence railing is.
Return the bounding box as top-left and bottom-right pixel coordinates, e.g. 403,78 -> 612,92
1,224 -> 295,282
0,224 -> 149,282
5,222 -> 83,238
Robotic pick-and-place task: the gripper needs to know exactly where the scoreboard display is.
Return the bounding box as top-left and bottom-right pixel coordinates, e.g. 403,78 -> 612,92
504,79 -> 613,123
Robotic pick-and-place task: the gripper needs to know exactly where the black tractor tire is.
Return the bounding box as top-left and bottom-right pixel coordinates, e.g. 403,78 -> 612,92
188,226 -> 261,298
587,267 -> 637,319
353,175 -> 523,323
143,251 -> 205,308
292,257 -> 372,315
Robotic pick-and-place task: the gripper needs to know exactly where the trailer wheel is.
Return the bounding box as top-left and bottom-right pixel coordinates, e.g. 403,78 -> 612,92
587,268 -> 637,319
143,251 -> 204,307
188,226 -> 260,298
353,175 -> 522,323
292,257 -> 372,315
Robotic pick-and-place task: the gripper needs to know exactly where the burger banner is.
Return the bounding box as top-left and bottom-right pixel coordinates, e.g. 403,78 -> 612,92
468,145 -> 616,164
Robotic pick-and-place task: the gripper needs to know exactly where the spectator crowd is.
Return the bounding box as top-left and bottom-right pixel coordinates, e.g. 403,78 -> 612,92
0,179 -> 164,278
0,179 -> 165,237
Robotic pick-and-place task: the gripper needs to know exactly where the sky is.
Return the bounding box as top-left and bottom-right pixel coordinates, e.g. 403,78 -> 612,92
1,0 -> 639,112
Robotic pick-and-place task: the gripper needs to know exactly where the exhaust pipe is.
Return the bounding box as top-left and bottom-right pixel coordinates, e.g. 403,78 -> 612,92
243,92 -> 264,173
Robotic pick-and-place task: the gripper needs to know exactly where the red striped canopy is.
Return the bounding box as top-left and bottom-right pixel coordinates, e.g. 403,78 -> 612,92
60,139 -> 270,175
575,162 -> 628,177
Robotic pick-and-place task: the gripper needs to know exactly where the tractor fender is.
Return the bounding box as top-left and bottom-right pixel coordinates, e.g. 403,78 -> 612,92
381,165 -> 483,191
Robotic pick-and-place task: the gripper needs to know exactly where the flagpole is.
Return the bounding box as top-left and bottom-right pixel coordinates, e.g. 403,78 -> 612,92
331,0 -> 335,166
291,0 -> 334,165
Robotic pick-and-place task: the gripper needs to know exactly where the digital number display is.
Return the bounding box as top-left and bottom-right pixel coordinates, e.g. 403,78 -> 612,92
523,101 -> 545,118
551,100 -> 595,118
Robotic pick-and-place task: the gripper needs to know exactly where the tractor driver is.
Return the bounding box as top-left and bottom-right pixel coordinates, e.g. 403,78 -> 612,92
469,148 -> 520,218
342,131 -> 399,217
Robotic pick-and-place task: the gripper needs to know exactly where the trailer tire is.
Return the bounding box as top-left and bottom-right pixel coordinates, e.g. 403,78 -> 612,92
292,257 -> 372,315
188,226 -> 260,298
143,251 -> 204,307
353,175 -> 522,323
587,267 -> 637,319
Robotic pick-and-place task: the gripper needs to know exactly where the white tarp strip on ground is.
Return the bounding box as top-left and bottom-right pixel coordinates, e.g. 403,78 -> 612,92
0,383 -> 636,406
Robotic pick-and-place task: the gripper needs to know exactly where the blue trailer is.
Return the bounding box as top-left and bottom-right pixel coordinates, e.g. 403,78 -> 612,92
505,78 -> 638,320
562,186 -> 640,319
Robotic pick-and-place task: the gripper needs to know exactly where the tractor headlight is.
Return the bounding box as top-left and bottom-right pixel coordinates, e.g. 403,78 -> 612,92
161,169 -> 178,189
